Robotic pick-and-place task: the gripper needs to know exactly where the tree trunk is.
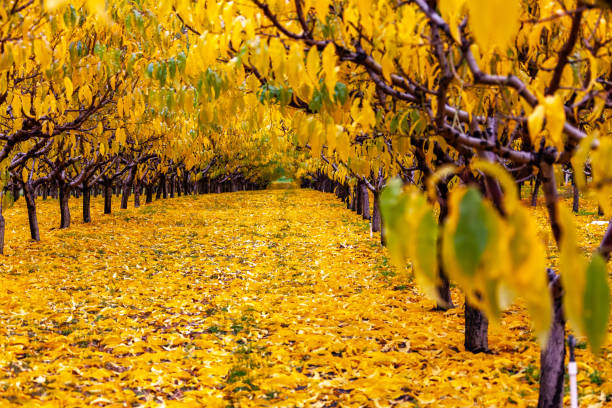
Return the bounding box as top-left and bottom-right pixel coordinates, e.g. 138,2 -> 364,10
464,301 -> 489,353
121,184 -> 130,209
104,183 -> 112,214
531,175 -> 541,207
82,186 -> 91,223
372,190 -> 381,233
435,270 -> 454,310
162,175 -> 168,199
360,183 -> 370,220
59,183 -> 71,229
572,177 -> 579,213
134,183 -> 141,208
24,188 -> 40,241
169,176 -> 175,198
538,271 -> 565,408
0,209 -> 4,255
155,180 -> 162,199
146,184 -> 153,203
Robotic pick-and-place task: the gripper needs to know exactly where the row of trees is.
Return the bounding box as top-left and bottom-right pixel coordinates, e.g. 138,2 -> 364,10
0,0 -> 301,252
1,1 -> 610,407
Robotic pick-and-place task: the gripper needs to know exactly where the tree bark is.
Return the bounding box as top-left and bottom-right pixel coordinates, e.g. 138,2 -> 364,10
464,300 -> 489,353
538,271 -> 565,408
82,186 -> 91,223
59,183 -> 71,229
24,188 -> 40,241
104,182 -> 112,214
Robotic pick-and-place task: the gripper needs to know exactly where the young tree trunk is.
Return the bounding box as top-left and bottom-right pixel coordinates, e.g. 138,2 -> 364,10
42,186 -> 48,200
59,183 -> 71,229
104,183 -> 112,214
531,175 -> 541,207
24,188 -> 40,241
464,301 -> 489,353
538,271 -> 565,408
82,185 -> 91,223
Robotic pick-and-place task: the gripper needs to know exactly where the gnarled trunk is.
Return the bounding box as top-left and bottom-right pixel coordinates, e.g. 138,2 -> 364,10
59,183 -> 71,229
82,185 -> 91,223
464,300 -> 489,353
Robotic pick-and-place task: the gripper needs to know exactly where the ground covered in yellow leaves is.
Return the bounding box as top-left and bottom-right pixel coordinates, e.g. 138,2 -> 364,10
0,190 -> 610,407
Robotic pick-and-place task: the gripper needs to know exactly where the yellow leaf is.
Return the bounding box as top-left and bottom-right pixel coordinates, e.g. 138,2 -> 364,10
321,42 -> 337,93
467,0 -> 520,52
528,104 -> 545,144
543,94 -> 566,152
306,46 -> 320,87
64,77 -> 73,100
380,52 -> 394,83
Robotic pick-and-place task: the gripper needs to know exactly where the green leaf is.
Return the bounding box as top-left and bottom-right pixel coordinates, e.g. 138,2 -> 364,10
333,82 -> 348,105
415,209 -> 438,282
583,253 -> 610,354
380,178 -> 405,228
454,188 -> 489,277
308,89 -> 322,113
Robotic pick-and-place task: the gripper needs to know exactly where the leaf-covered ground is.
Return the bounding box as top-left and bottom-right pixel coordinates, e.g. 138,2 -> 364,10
0,189 -> 610,407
